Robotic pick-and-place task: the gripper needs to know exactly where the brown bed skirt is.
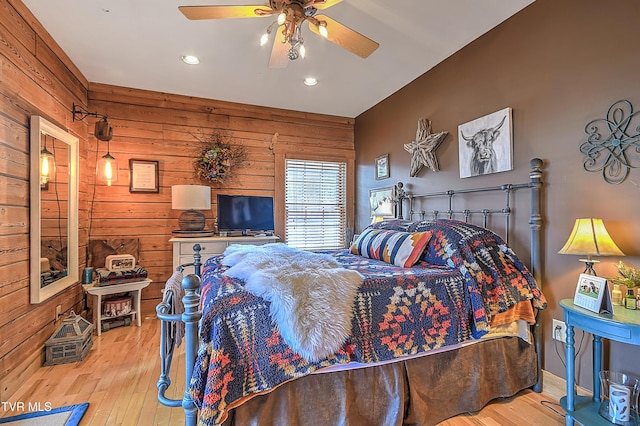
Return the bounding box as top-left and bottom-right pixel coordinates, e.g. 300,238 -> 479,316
221,336 -> 537,426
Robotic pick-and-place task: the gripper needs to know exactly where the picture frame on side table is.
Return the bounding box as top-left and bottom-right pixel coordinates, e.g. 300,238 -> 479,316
375,153 -> 390,180
129,159 -> 159,193
369,186 -> 395,218
573,273 -> 613,314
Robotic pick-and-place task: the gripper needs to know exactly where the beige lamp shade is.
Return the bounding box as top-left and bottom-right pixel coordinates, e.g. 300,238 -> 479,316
559,218 -> 624,256
171,185 -> 211,232
171,185 -> 211,210
558,218 -> 624,274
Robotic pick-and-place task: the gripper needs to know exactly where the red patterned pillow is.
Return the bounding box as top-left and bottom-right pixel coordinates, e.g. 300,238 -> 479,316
350,228 -> 432,267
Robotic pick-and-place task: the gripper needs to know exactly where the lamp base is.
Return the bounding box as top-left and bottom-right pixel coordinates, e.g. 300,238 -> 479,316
579,258 -> 600,276
178,209 -> 206,232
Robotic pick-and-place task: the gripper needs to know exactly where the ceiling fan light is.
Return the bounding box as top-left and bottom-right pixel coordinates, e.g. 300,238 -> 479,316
181,55 -> 200,65
260,32 -> 270,46
319,24 -> 328,38
288,46 -> 299,60
299,44 -> 306,58
277,12 -> 286,25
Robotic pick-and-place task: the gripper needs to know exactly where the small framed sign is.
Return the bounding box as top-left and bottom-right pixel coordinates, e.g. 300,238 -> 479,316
129,159 -> 159,193
573,273 -> 613,314
375,154 -> 390,180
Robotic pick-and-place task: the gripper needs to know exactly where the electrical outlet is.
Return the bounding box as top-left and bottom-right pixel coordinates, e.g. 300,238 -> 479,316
552,318 -> 566,343
55,305 -> 62,320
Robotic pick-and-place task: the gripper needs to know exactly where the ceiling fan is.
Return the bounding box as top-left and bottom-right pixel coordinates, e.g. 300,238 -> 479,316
179,0 -> 379,68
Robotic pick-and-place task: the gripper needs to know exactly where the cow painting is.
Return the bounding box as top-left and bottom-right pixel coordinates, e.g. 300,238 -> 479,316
458,108 -> 513,178
461,115 -> 506,176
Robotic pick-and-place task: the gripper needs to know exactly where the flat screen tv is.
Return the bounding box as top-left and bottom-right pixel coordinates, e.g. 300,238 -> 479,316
217,194 -> 275,234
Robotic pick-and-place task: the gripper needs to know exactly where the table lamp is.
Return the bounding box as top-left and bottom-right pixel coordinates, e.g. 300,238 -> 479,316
370,215 -> 385,224
171,185 -> 211,233
558,218 -> 624,275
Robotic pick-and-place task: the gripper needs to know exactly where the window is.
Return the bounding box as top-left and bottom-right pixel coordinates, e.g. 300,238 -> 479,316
285,159 -> 347,250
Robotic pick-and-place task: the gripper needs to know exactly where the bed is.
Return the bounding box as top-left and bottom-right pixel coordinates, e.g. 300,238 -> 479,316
157,158 -> 546,426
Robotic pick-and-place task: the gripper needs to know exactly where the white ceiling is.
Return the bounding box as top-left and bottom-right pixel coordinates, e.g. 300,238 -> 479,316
23,0 -> 534,118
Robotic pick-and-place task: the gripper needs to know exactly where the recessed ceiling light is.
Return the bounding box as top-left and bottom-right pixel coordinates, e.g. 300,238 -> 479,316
303,77 -> 318,86
181,55 -> 200,65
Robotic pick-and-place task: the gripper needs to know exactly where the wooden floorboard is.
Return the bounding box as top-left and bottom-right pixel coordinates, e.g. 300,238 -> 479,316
1,317 -> 566,425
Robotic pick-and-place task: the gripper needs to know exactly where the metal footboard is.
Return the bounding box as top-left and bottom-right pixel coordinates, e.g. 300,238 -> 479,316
156,244 -> 203,426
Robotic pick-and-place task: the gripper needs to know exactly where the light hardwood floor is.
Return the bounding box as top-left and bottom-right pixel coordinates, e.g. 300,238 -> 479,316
2,316 -> 566,425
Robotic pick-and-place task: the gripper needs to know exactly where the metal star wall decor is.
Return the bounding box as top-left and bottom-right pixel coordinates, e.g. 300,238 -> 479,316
580,99 -> 640,184
404,118 -> 448,177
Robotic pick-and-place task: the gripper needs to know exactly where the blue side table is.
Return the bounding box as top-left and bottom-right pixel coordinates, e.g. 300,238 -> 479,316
559,298 -> 640,425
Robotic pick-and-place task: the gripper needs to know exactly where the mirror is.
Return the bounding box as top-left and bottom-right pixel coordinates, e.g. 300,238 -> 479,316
30,116 -> 79,304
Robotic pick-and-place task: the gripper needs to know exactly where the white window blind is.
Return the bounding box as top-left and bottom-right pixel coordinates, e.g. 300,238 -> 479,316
285,159 -> 347,250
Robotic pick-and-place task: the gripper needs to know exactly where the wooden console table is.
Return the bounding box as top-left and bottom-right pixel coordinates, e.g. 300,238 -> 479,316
84,279 -> 152,336
559,298 -> 640,425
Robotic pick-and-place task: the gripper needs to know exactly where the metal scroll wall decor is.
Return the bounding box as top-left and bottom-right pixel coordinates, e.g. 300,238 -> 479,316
404,118 -> 448,177
580,99 -> 640,184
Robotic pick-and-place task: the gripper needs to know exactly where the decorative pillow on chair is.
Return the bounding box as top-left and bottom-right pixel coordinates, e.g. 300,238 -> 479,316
350,228 -> 432,267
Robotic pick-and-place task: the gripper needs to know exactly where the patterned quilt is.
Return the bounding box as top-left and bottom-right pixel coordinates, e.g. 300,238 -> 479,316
189,219 -> 546,426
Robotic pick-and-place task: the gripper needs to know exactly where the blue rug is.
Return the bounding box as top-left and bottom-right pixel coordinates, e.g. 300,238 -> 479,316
0,403 -> 88,426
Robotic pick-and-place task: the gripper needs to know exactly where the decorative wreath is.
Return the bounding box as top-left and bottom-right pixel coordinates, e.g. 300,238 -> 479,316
193,130 -> 246,184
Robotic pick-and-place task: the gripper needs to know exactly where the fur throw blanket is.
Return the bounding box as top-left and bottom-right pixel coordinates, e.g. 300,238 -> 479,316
222,243 -> 363,362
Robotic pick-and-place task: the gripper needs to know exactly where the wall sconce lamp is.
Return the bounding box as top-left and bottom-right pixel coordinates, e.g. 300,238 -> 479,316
96,145 -> 117,186
40,134 -> 56,185
171,185 -> 212,234
558,218 -> 625,275
72,103 -> 118,185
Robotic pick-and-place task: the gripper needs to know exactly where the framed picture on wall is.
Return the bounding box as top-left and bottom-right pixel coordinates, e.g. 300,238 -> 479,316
458,107 -> 513,178
375,153 -> 390,180
129,159 -> 159,193
369,186 -> 395,218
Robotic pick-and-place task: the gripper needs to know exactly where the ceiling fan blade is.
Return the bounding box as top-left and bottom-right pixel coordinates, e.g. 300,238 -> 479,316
269,27 -> 289,68
310,0 -> 343,10
179,5 -> 273,20
309,14 -> 379,58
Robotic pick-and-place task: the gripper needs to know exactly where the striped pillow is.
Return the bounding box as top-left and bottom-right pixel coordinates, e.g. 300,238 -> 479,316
350,228 -> 432,267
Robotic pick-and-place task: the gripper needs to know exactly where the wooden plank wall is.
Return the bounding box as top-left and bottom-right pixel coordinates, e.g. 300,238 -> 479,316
86,83 -> 355,316
0,0 -> 90,401
0,0 -> 355,401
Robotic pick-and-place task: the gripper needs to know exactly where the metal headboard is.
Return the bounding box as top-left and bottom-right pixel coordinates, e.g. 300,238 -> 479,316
398,184 -> 525,246
396,158 -> 544,392
395,158 -> 543,248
